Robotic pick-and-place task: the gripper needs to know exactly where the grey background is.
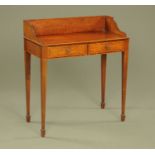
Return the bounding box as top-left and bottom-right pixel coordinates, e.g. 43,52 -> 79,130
0,6 -> 155,148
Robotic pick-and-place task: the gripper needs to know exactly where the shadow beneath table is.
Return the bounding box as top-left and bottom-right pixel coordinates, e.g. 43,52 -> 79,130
31,119 -> 120,127
45,136 -> 99,147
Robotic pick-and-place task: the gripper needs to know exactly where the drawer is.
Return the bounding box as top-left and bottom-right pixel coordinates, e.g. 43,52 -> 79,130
48,44 -> 87,58
88,40 -> 125,55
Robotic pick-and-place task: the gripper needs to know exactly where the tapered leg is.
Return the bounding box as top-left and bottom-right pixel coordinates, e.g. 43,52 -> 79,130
121,43 -> 129,121
40,58 -> 47,137
25,51 -> 31,122
101,54 -> 107,109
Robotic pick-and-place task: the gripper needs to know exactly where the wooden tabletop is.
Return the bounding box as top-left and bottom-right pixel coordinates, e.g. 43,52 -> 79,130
37,32 -> 127,46
24,16 -> 128,46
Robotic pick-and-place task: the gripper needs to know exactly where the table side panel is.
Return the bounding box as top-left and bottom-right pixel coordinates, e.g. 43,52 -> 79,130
25,40 -> 41,57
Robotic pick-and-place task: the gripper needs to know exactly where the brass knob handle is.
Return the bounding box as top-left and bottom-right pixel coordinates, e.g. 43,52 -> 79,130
65,47 -> 71,53
105,44 -> 110,51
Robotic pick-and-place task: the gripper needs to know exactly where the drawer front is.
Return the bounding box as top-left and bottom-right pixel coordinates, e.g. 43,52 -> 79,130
88,40 -> 125,55
48,44 -> 87,58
